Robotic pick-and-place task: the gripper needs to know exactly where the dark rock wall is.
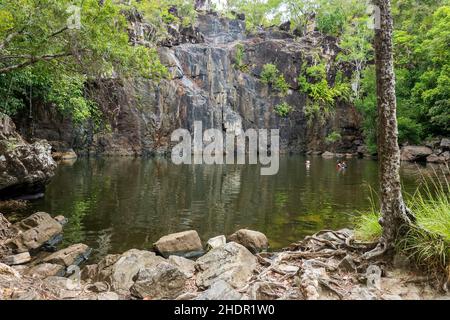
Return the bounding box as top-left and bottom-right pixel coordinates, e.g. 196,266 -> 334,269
14,13 -> 363,156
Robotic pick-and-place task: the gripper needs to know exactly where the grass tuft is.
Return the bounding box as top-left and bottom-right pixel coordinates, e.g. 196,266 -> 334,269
355,165 -> 450,280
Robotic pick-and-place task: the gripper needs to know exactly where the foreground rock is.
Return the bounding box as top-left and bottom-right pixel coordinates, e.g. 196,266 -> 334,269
206,235 -> 226,251
195,242 -> 257,289
168,255 -> 196,278
2,252 -> 31,265
27,263 -> 65,279
5,212 -> 62,253
130,262 -> 187,299
42,243 -> 91,267
196,280 -> 242,300
228,229 -> 269,254
100,249 -> 166,292
400,146 -> 433,162
0,114 -> 57,199
154,230 -> 203,258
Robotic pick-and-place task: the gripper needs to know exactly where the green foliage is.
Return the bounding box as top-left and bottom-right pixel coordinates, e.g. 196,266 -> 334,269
325,131 -> 342,144
299,62 -> 351,125
274,102 -> 293,117
316,8 -> 346,36
355,169 -> 450,278
233,44 -> 249,72
0,0 -> 169,123
260,64 -> 290,96
226,0 -> 282,30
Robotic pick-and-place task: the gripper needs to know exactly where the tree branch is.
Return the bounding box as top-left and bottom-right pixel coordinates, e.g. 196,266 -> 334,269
0,53 -> 72,74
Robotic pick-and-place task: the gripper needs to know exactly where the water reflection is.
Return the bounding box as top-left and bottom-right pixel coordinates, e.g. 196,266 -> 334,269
28,156 -> 426,260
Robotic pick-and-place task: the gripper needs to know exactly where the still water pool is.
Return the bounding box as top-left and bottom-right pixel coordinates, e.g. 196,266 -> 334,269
26,156 -> 426,260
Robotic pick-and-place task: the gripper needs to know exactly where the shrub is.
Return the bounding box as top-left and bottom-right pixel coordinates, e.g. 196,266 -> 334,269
299,62 -> 351,125
261,64 -> 280,84
233,44 -> 249,72
325,131 -> 342,144
261,64 -> 290,96
274,102 -> 294,117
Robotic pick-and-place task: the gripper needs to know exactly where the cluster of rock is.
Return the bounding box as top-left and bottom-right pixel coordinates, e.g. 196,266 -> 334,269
318,138 -> 450,163
0,114 -> 57,200
0,212 -> 270,300
1,211 -> 447,300
400,139 -> 450,163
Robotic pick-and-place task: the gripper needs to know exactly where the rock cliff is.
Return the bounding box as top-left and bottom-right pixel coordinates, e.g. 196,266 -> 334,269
0,115 -> 56,199
14,12 -> 362,156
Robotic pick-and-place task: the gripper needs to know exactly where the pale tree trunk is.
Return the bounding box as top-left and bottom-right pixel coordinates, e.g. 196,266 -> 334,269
364,0 -> 412,259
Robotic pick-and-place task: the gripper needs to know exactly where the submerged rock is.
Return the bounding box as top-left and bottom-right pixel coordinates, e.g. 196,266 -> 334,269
321,151 -> 335,159
130,262 -> 188,299
195,242 -> 257,289
154,230 -> 203,258
5,212 -> 62,253
0,114 -> 57,199
228,229 -> 268,254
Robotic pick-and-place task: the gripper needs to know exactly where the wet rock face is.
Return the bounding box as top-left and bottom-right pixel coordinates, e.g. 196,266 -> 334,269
0,115 -> 57,200
14,12 -> 362,156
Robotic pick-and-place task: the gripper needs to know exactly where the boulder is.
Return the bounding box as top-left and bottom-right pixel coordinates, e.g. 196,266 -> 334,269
206,235 -> 226,251
321,151 -> 335,159
400,146 -> 433,162
154,230 -> 203,258
94,254 -> 121,283
52,149 -> 77,161
0,114 -> 57,199
43,276 -> 82,299
2,252 -> 31,265
426,154 -> 446,164
440,138 -> 450,150
168,255 -> 196,278
54,215 -> 68,226
130,262 -> 187,299
81,264 -> 99,281
196,280 -> 242,300
195,242 -> 257,289
106,249 -> 166,292
42,243 -> 91,267
27,263 -> 65,279
228,229 -> 268,253
5,212 -> 62,253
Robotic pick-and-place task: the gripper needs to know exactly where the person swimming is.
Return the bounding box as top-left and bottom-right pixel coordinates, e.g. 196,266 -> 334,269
337,160 -> 347,170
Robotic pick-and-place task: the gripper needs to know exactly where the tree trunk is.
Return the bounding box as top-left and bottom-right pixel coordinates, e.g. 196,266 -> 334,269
364,0 -> 412,259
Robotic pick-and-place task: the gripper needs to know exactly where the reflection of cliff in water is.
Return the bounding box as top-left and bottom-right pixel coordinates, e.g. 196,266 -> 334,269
22,156 -> 430,261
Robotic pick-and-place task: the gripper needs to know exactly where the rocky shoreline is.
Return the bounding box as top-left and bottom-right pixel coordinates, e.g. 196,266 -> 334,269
1,211 -> 448,300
